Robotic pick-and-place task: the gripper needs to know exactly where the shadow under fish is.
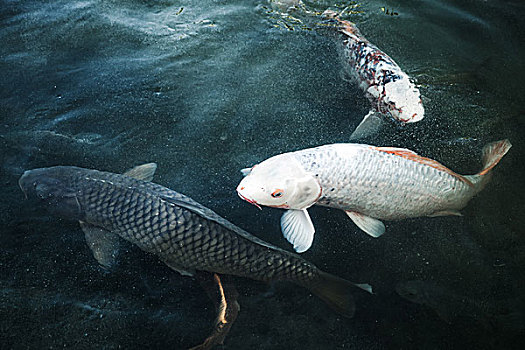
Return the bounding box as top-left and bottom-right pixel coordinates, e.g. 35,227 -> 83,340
18,163 -> 372,349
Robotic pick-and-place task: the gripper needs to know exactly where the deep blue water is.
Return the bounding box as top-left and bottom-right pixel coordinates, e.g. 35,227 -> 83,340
1,0 -> 524,348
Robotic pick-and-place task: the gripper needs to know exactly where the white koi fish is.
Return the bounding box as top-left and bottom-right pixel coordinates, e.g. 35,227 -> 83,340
236,140 -> 511,253
325,11 -> 424,138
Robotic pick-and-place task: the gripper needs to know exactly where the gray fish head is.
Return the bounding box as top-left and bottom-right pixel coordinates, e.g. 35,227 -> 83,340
19,167 -> 83,220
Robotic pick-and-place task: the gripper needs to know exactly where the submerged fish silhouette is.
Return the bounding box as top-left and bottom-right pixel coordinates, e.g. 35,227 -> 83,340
18,163 -> 370,347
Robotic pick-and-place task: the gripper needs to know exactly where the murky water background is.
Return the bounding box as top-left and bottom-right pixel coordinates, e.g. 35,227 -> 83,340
1,0 -> 524,348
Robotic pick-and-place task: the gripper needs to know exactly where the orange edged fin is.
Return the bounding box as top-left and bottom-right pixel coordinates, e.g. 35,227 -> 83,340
340,21 -> 359,36
373,146 -> 474,187
478,139 -> 512,176
191,273 -> 240,350
373,147 -> 418,157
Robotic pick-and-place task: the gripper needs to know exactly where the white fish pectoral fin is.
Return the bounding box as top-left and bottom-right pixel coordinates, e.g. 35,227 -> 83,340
123,163 -> 157,182
240,167 -> 252,176
80,221 -> 120,269
280,209 -> 315,253
350,111 -> 384,140
345,211 -> 385,238
428,210 -> 462,217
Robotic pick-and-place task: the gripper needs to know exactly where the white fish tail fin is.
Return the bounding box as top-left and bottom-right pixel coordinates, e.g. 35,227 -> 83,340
464,139 -> 512,190
479,139 -> 512,176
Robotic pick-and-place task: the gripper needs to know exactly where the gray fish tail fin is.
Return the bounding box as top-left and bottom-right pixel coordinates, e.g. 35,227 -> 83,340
464,139 -> 512,191
306,270 -> 372,318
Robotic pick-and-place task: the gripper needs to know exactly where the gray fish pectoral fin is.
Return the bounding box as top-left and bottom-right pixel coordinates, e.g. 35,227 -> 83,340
162,258 -> 195,277
80,221 -> 120,269
345,211 -> 385,238
123,163 -> 157,181
349,111 -> 385,140
280,209 -> 315,253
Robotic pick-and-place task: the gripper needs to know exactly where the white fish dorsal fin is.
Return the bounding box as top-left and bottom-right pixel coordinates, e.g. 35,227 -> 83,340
240,167 -> 252,176
373,147 -> 418,155
124,163 -> 157,181
280,209 -> 315,253
345,211 -> 385,238
372,147 -> 475,187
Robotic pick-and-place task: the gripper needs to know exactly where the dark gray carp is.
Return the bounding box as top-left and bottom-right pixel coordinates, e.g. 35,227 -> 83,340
18,163 -> 370,318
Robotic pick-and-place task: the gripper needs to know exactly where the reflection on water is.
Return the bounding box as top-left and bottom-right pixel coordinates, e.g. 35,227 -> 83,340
1,0 -> 524,348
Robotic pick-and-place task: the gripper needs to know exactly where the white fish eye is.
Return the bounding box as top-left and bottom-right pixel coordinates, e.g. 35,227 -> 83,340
271,189 -> 283,198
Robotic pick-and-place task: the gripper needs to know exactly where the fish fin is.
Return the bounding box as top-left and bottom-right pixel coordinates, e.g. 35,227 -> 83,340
478,139 -> 512,176
350,111 -> 384,140
123,163 -> 157,181
162,258 -> 195,277
345,211 -> 385,238
80,221 -> 120,269
322,11 -> 359,37
373,146 -> 475,187
280,209 -> 315,253
354,283 -> 374,294
306,270 -> 367,318
428,210 -> 462,217
190,273 -> 240,350
373,147 -> 419,156
240,167 -> 252,177
464,139 -> 512,190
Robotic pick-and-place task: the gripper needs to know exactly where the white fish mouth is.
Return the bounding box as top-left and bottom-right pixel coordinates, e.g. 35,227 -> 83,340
237,191 -> 262,210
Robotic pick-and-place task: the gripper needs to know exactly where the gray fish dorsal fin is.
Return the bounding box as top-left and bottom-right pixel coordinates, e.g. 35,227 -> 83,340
124,163 -> 157,181
80,221 -> 120,269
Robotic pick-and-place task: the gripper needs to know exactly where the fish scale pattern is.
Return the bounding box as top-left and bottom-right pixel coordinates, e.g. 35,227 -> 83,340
71,168 -> 318,284
294,144 -> 477,220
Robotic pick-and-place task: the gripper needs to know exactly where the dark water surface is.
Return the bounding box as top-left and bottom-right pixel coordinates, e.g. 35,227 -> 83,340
1,0 -> 524,348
